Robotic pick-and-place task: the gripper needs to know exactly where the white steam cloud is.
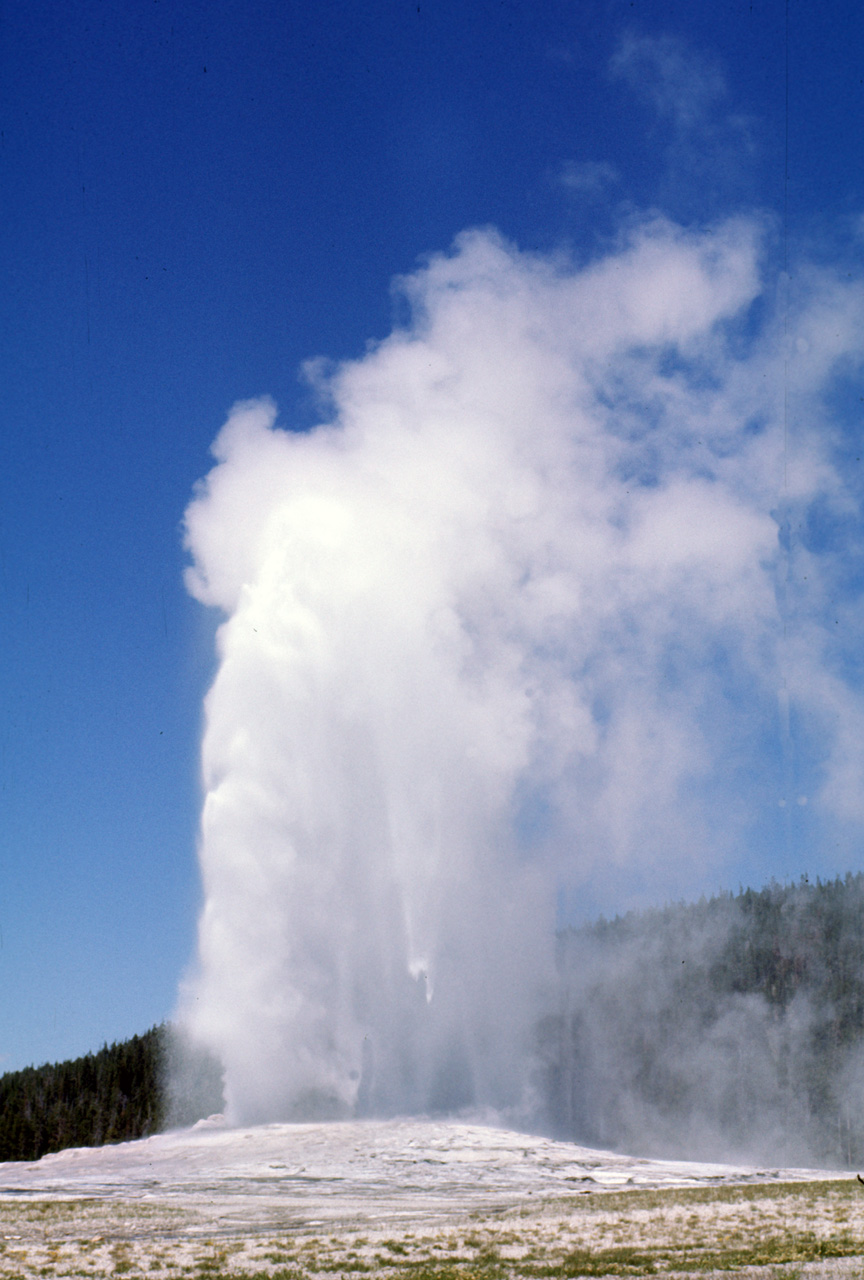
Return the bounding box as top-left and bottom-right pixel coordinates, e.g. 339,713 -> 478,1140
180,217 -> 864,1126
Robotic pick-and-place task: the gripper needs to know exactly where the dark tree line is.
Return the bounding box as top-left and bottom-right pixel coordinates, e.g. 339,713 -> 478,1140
0,1025 -> 168,1162
538,873 -> 864,1168
7,874 -> 864,1168
0,1024 -> 224,1164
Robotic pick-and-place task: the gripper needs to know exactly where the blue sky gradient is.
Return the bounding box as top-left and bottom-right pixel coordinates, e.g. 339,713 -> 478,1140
2,0 -> 864,1073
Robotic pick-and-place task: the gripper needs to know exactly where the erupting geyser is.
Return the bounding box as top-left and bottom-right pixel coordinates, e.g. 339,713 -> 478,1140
178,221 -> 864,1126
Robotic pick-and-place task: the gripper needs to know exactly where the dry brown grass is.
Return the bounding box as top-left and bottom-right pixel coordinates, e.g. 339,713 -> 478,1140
2,1179 -> 864,1279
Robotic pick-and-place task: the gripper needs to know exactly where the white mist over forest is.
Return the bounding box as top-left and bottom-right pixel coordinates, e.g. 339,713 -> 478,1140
177,216 -> 864,1134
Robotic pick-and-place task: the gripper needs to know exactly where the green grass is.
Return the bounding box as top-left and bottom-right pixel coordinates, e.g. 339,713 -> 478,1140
2,1178 -> 864,1279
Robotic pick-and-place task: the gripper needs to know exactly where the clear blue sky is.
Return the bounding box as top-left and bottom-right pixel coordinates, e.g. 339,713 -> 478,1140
1,0 -> 863,1073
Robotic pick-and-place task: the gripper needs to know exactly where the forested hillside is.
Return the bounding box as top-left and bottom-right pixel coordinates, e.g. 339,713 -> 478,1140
539,873 -> 864,1167
0,1026 -> 166,1162
0,1025 -> 224,1163
5,874 -> 864,1168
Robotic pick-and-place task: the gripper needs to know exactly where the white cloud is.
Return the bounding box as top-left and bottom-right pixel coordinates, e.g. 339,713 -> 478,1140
558,160 -> 619,196
607,33 -> 760,210
180,216 -> 864,1125
609,33 -> 726,132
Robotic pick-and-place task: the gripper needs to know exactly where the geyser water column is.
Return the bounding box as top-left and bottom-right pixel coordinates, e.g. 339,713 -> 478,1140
180,220 -> 807,1126
180,383 -> 557,1123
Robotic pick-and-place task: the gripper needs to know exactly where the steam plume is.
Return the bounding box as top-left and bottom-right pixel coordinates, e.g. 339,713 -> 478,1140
180,219 -> 864,1126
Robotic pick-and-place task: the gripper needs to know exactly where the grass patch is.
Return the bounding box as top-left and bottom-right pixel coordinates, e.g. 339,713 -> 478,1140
0,1177 -> 863,1279
524,1246 -> 661,1276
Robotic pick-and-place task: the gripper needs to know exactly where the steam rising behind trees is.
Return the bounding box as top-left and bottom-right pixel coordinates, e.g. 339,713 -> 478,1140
543,875 -> 864,1166
5,876 -> 864,1168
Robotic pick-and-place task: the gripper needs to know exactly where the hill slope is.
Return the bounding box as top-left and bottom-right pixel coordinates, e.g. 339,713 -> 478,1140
541,874 -> 864,1165
4,873 -> 864,1167
0,1026 -> 167,1161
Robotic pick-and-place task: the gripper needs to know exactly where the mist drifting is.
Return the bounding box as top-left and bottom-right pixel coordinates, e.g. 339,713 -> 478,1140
180,217 -> 864,1130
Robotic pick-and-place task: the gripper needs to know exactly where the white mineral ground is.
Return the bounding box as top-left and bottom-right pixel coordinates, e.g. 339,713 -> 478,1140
0,1120 -> 861,1278
0,1118 -> 839,1220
